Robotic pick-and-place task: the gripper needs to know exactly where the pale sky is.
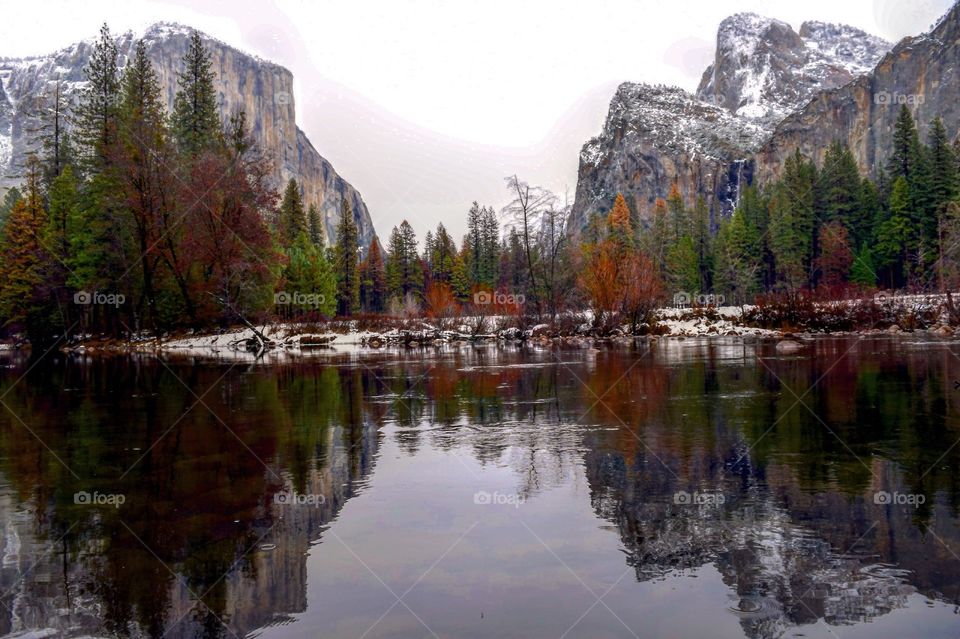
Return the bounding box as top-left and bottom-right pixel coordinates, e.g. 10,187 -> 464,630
0,0 -> 953,240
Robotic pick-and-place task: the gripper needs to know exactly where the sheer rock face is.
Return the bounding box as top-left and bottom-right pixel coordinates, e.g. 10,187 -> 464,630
570,11 -> 895,233
571,84 -> 763,230
698,14 -> 890,130
0,22 -> 376,247
756,3 -> 960,183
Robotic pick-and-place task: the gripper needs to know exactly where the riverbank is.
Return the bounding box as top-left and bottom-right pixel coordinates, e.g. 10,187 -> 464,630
46,295 -> 958,357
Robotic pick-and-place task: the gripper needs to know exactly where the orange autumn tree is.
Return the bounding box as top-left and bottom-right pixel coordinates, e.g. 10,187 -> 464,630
423,281 -> 459,327
579,193 -> 664,334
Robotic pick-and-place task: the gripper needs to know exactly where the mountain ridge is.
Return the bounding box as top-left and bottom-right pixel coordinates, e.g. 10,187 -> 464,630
570,9 -> 899,233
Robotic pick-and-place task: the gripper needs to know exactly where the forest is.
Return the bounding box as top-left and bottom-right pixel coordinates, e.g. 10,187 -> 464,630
1,23 -> 959,345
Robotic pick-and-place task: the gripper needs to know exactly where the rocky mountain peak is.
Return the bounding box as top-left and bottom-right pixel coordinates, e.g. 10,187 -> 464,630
697,12 -> 890,129
571,10 -> 894,234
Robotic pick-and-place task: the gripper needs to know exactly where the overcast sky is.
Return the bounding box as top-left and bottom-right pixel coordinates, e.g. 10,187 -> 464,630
0,0 -> 953,240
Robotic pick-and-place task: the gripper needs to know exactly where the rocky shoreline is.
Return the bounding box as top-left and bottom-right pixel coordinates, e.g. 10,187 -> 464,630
26,299 -> 953,358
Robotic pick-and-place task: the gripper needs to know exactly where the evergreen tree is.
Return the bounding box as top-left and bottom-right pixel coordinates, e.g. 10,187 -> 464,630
307,203 -> 324,247
35,77 -> 74,184
385,221 -> 422,300
769,150 -> 816,289
450,250 -> 471,301
665,236 -> 700,297
334,199 -> 360,315
644,197 -> 670,276
0,188 -> 22,232
278,179 -> 306,245
359,237 -> 387,312
875,176 -> 915,287
118,40 -> 171,330
666,183 -> 688,241
172,31 -> 221,156
818,141 -> 861,227
928,117 -> 958,214
281,233 -> 336,317
713,199 -> 764,303
427,222 -> 457,284
0,164 -> 55,340
691,195 -> 711,290
75,23 -> 120,167
849,248 -> 877,286
886,105 -> 933,238
479,205 -> 500,285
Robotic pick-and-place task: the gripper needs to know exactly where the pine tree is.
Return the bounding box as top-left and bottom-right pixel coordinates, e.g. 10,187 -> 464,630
119,40 -> 171,330
385,221 -> 422,300
75,23 -> 120,167
644,197 -> 670,276
928,117 -> 958,214
479,205 -> 500,285
0,188 -> 21,234
875,176 -> 915,287
849,248 -> 877,286
278,179 -> 306,245
334,199 -> 360,315
666,182 -> 687,242
307,203 -> 324,247
359,237 -> 387,312
886,105 -> 933,238
818,141 -> 861,227
172,31 -> 221,156
46,165 -> 79,280
665,235 -> 699,297
713,199 -> 764,303
281,233 -> 336,317
691,195 -> 711,290
0,164 -> 52,335
769,150 -> 816,289
450,250 -> 471,301
35,77 -> 74,184
465,202 -> 483,284
428,222 -> 457,284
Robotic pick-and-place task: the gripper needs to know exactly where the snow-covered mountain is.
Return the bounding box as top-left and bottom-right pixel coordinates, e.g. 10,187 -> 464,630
698,14 -> 890,129
570,11 -> 898,233
757,2 -> 960,185
0,22 -> 377,247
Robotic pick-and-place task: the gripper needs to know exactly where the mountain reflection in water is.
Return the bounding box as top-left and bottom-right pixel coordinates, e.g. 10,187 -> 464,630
0,336 -> 956,638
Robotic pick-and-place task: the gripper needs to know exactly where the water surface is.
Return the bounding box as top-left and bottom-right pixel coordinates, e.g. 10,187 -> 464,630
0,336 -> 958,638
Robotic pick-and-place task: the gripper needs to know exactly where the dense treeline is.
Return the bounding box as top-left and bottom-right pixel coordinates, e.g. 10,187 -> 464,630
709,107 -> 960,301
2,23 -> 958,344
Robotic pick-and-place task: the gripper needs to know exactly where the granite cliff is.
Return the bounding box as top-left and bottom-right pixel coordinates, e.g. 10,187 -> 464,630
0,22 -> 377,246
570,10 -> 898,232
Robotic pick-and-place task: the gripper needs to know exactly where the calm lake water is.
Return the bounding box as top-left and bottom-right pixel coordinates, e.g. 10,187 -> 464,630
0,336 -> 958,638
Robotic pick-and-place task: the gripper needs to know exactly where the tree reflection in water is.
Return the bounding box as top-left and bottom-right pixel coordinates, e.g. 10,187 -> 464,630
0,337 -> 955,638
